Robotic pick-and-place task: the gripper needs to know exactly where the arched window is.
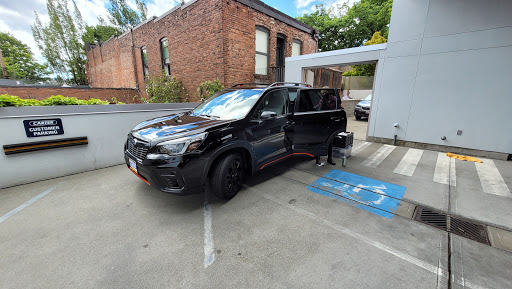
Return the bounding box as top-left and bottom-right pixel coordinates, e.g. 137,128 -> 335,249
160,38 -> 170,75
255,26 -> 269,75
141,46 -> 149,77
292,39 -> 302,57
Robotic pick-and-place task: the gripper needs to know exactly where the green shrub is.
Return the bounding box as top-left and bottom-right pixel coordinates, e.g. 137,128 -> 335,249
197,79 -> 224,102
110,97 -> 125,104
144,74 -> 187,103
0,94 -> 111,107
86,98 -> 110,105
0,94 -> 22,107
39,95 -> 82,105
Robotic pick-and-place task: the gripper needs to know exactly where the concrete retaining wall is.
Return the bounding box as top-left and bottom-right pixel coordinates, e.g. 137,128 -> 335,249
341,99 -> 361,116
0,103 -> 198,189
343,89 -> 372,100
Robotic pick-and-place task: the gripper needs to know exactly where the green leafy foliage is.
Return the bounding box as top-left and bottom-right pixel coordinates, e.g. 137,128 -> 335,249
0,32 -> 50,81
297,0 -> 392,52
197,79 -> 225,102
343,31 -> 388,76
107,0 -> 148,31
0,94 -> 109,107
110,97 -> 125,104
83,25 -> 122,44
31,0 -> 88,85
144,74 -> 187,103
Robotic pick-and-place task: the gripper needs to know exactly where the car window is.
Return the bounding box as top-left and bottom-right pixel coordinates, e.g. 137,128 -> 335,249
297,89 -> 339,112
191,89 -> 263,120
252,89 -> 289,120
288,89 -> 298,101
364,94 -> 372,101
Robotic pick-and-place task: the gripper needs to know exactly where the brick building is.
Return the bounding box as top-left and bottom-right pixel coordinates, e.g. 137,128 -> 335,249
85,0 -> 318,100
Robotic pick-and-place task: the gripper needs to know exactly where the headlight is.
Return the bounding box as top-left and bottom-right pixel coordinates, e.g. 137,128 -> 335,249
356,105 -> 362,109
157,132 -> 208,155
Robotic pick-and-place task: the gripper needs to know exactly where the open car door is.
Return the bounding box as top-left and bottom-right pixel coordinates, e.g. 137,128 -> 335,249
289,88 -> 346,156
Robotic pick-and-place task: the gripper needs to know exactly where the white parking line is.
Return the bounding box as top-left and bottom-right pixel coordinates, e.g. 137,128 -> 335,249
361,144 -> 396,168
393,148 -> 424,176
203,196 -> 215,268
352,142 -> 371,155
475,159 -> 511,198
0,186 -> 57,224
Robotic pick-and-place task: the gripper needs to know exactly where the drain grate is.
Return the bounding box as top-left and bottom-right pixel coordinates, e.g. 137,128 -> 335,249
414,207 -> 447,230
450,218 -> 489,245
414,206 -> 490,245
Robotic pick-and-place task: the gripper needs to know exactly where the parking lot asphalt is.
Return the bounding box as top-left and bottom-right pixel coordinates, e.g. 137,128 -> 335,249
1,151 -> 512,288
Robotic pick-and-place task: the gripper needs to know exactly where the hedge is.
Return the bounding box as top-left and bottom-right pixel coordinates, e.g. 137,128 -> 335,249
0,94 -> 118,107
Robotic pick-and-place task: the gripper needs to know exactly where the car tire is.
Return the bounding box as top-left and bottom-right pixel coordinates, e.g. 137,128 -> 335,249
210,153 -> 244,199
355,114 -> 362,120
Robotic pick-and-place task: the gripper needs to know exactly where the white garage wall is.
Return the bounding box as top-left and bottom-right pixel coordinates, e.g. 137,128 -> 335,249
0,104 -> 198,189
372,0 -> 512,153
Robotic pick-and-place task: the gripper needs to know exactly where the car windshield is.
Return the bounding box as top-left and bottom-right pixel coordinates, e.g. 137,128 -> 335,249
364,94 -> 372,101
190,89 -> 263,120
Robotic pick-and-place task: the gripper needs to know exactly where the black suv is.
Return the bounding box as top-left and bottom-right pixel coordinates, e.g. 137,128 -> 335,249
124,83 -> 347,199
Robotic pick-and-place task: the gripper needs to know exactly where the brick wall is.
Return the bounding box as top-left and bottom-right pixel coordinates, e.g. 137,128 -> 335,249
0,86 -> 140,103
85,36 -> 136,89
132,0 -> 224,101
85,0 -> 317,100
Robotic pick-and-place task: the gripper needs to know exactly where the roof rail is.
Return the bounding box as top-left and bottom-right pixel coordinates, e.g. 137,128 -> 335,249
230,83 -> 269,88
268,82 -> 312,88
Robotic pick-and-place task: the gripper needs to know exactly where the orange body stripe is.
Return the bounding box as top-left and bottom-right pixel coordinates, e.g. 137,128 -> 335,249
259,152 -> 315,170
129,167 -> 151,185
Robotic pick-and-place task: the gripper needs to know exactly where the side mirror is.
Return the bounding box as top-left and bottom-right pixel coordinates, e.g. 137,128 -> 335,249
261,111 -> 277,120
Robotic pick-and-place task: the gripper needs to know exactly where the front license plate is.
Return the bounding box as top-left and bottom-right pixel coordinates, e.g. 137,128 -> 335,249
129,158 -> 138,173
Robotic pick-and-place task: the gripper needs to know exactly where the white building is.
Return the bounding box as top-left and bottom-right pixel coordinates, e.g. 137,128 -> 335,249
285,0 -> 512,158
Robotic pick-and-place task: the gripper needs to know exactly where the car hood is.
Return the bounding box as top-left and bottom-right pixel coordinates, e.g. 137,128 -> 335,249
357,100 -> 371,107
131,113 -> 232,145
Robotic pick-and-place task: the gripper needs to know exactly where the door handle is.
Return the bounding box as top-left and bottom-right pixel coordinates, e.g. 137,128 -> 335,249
331,117 -> 341,122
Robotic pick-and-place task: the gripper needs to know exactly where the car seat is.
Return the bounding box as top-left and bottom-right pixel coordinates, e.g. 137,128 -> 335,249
264,91 -> 287,115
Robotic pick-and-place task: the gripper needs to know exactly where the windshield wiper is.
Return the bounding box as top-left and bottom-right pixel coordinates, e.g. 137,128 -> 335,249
199,114 -> 220,119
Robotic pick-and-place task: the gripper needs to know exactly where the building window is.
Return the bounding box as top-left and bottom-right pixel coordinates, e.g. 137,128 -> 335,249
292,39 -> 302,57
160,38 -> 170,76
141,47 -> 149,78
255,26 -> 269,75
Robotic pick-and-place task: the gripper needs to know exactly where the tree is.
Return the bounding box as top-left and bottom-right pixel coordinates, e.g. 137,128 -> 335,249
343,31 -> 388,76
107,0 -> 148,31
297,0 -> 392,52
83,25 -> 122,44
32,0 -> 88,85
0,32 -> 50,81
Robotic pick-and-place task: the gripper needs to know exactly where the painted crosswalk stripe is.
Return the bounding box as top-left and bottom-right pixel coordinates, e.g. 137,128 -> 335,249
352,142 -> 371,155
361,144 -> 396,168
393,148 -> 424,176
475,159 -> 511,198
433,153 -> 456,186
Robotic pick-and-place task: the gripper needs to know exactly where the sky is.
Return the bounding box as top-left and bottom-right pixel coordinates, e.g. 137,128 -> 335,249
0,0 -> 357,64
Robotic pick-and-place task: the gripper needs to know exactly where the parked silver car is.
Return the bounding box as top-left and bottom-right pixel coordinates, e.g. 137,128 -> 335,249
354,94 -> 371,120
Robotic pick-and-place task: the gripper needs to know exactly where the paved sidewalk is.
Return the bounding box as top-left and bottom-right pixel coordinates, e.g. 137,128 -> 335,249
281,138 -> 512,253
346,115 -> 512,228
2,165 -> 512,288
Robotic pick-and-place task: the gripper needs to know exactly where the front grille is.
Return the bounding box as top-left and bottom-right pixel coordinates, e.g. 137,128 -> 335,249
362,106 -> 370,110
127,135 -> 149,161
